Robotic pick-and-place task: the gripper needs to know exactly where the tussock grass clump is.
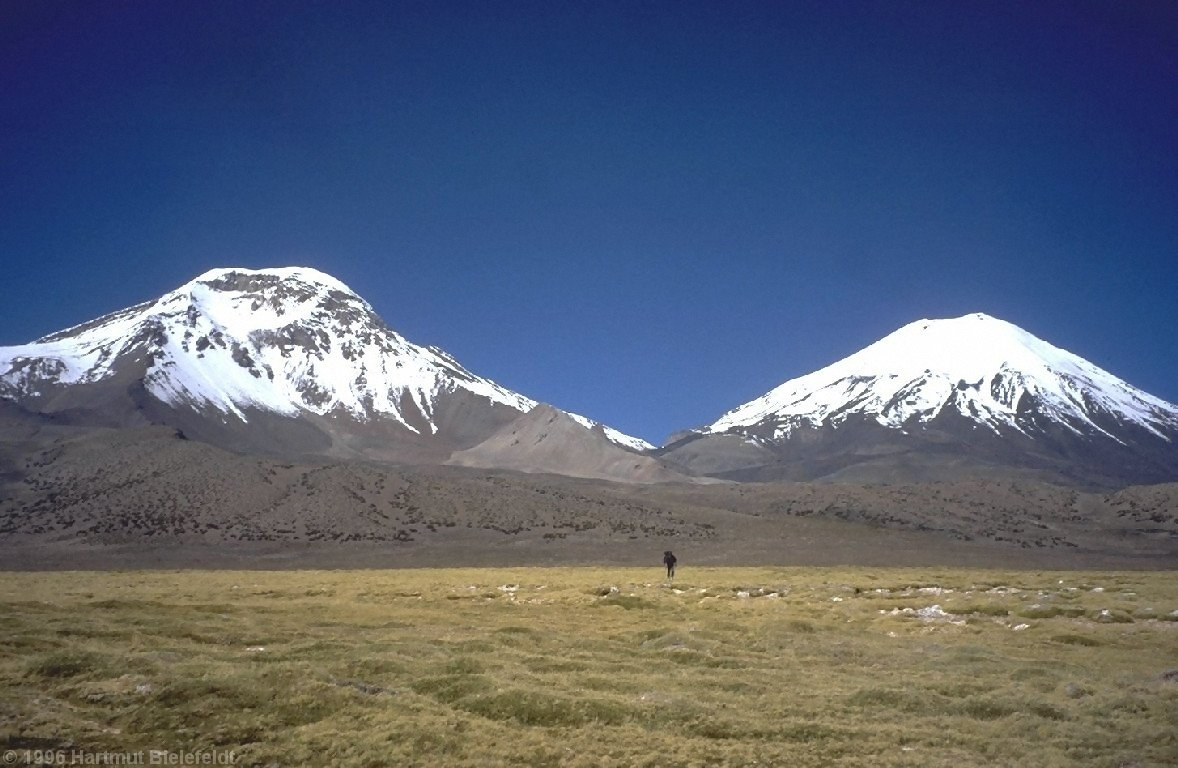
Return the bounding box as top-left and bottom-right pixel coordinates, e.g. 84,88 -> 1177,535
1,566 -> 1175,767
25,650 -> 110,680
941,600 -> 1010,616
1092,608 -> 1135,623
1016,603 -> 1086,619
848,686 -> 941,714
594,593 -> 657,610
1051,633 -> 1103,647
411,673 -> 494,703
458,688 -> 632,726
956,696 -> 1020,720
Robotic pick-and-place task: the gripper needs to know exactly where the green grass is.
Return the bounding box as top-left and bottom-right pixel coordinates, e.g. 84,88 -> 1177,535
1,567 -> 1176,766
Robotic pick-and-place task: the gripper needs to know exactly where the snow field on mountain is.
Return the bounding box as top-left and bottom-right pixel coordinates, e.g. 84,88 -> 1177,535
5,275 -> 1174,453
707,313 -> 1178,441
0,266 -> 649,448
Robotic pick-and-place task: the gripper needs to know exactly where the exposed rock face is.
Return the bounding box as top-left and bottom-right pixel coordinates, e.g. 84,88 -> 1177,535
0,267 -> 650,467
6,278 -> 1177,488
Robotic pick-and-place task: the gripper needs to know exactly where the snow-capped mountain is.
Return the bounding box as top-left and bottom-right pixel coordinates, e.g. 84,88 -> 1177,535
660,313 -> 1178,486
707,313 -> 1178,441
0,267 -> 650,462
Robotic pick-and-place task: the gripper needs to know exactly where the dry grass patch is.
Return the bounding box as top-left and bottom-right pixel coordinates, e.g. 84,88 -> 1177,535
1,566 -> 1176,766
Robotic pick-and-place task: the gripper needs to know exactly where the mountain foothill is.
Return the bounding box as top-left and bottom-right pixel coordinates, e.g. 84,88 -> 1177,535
2,267 -> 1175,568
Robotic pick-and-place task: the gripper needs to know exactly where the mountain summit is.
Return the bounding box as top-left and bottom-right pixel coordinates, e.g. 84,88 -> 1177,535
5,286 -> 1176,487
2,267 -> 530,427
0,267 -> 654,474
707,313 -> 1177,441
659,313 -> 1178,486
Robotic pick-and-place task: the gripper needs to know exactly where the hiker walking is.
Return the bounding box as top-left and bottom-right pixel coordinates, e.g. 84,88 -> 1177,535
663,550 -> 677,579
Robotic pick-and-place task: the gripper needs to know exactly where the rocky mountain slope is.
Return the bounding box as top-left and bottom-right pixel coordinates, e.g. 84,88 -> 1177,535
1,413 -> 1173,569
4,273 -> 1177,490
0,267 -> 661,479
3,295 -> 1177,568
449,405 -> 684,483
659,314 -> 1178,487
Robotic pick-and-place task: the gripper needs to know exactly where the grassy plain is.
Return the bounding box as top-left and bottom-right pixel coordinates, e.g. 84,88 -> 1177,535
1,567 -> 1176,767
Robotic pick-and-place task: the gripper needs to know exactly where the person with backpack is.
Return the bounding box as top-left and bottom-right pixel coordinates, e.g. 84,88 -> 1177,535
663,550 -> 677,579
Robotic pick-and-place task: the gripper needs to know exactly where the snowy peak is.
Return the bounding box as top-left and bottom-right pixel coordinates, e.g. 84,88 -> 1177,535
0,267 -> 649,451
3,266 -> 530,429
705,313 -> 1178,443
657,312 -> 1178,486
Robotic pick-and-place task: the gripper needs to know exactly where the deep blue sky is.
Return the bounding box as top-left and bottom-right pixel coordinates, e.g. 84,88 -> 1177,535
2,1 -> 1176,444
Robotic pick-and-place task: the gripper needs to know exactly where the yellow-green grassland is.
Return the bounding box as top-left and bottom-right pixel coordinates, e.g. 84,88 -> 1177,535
2,567 -> 1176,767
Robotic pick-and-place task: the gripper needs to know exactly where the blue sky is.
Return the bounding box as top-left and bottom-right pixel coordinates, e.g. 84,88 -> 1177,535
2,1 -> 1176,444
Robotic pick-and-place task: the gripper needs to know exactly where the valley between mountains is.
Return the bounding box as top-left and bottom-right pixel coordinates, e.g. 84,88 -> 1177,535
1,267 -> 1175,569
